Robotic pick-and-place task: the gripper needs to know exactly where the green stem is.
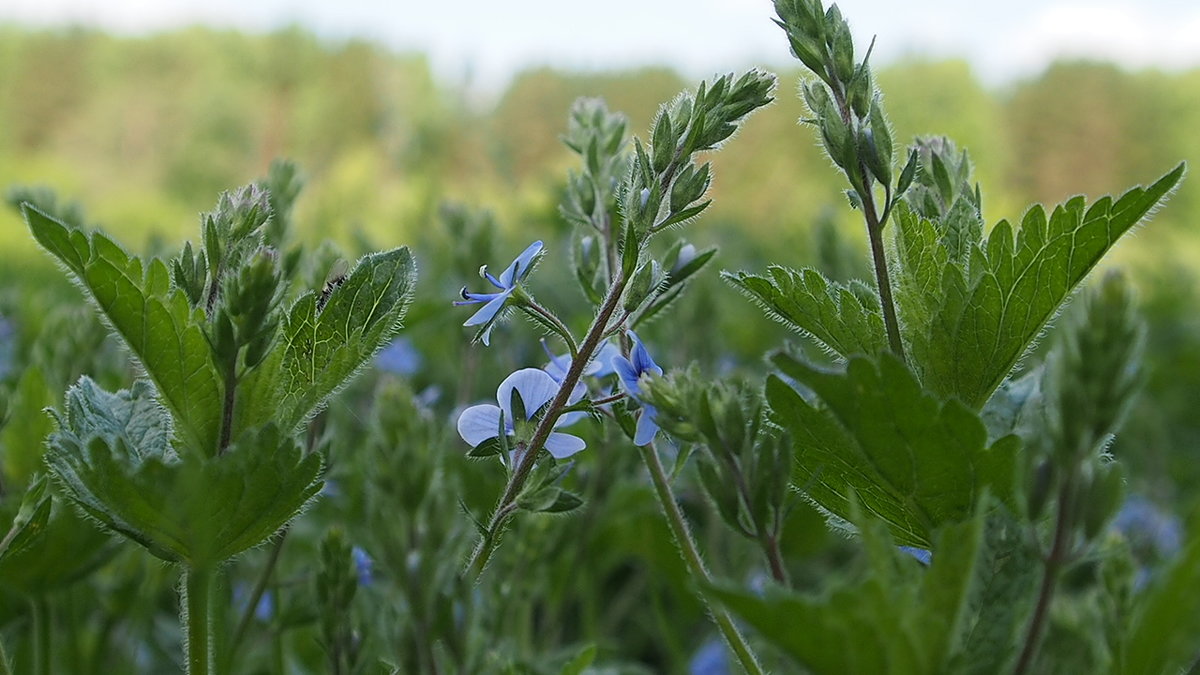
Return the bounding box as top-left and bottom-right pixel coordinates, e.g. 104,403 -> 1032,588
1013,478 -> 1075,675
183,567 -> 215,675
30,597 -> 50,675
463,271 -> 630,580
862,189 -> 906,361
226,531 -> 288,671
637,441 -> 764,675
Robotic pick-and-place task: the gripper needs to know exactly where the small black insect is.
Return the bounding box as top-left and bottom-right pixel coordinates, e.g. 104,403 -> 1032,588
317,259 -> 349,312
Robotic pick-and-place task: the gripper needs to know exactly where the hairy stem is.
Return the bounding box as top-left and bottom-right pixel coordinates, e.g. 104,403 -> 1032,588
217,353 -> 238,455
183,567 -> 215,675
828,82 -> 906,361
760,532 -> 790,587
464,273 -> 629,579
863,197 -> 905,360
1013,479 -> 1075,675
637,441 -> 764,675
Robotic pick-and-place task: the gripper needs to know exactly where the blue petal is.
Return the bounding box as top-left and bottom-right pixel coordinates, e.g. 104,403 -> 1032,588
612,354 -> 641,396
634,405 -> 659,446
544,432 -> 586,459
589,342 -> 621,377
899,546 -> 932,566
463,289 -> 512,327
456,290 -> 502,305
499,240 -> 544,287
628,330 -> 663,377
497,368 -> 559,421
457,404 -> 504,446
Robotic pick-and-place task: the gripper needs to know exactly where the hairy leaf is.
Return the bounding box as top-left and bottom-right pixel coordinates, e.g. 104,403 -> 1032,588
234,247 -> 415,435
45,379 -> 322,566
724,265 -> 888,359
894,165 -> 1184,408
24,206 -> 224,455
706,506 -> 986,674
768,352 -> 1020,548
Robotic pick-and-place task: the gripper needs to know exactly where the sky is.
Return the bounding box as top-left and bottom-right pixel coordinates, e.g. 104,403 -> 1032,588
3,0 -> 1199,92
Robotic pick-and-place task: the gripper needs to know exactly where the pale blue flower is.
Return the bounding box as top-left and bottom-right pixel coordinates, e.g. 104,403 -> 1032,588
0,314 -> 14,380
457,368 -> 586,459
352,546 -> 374,587
899,546 -> 932,566
612,331 -> 663,446
376,336 -> 421,375
455,240 -> 543,345
689,638 -> 729,675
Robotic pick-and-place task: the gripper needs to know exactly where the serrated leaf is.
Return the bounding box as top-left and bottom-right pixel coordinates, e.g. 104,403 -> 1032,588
45,379 -> 322,566
896,165 -> 1184,408
725,265 -> 888,360
949,506 -> 1039,675
705,506 -> 986,675
768,352 -> 1021,548
24,206 -> 224,456
235,247 -> 415,435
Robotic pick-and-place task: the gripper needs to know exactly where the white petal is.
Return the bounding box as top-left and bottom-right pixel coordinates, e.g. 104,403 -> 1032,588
543,432 -> 586,459
497,368 -> 559,420
456,404 -> 502,446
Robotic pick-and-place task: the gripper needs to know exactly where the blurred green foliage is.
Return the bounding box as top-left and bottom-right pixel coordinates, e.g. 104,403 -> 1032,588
0,24 -> 1198,673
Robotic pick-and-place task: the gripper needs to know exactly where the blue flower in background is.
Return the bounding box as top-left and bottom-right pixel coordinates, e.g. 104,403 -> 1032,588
455,240 -> 543,346
1113,495 -> 1183,555
689,638 -> 729,675
352,546 -> 375,587
899,546 -> 933,566
612,331 -> 663,446
0,314 -> 14,380
376,336 -> 422,375
1112,495 -> 1183,588
457,368 -> 586,459
232,583 -> 275,623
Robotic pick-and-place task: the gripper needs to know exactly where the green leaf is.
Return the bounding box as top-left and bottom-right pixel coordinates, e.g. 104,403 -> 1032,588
948,506 -> 1039,675
768,352 -> 1021,548
725,265 -> 888,359
894,164 -> 1184,408
45,379 -> 322,566
234,247 -> 416,435
558,644 -> 596,675
1119,516 -> 1200,675
0,365 -> 55,486
23,206 -> 224,456
0,474 -> 51,562
705,505 -> 986,675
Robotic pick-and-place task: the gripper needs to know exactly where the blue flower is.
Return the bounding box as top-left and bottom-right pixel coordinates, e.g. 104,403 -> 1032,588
540,339 -> 620,426
376,336 -> 421,375
0,314 -> 14,380
899,546 -> 932,566
457,368 -> 586,459
352,546 -> 375,587
612,331 -> 663,446
455,240 -> 543,346
689,638 -> 729,675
